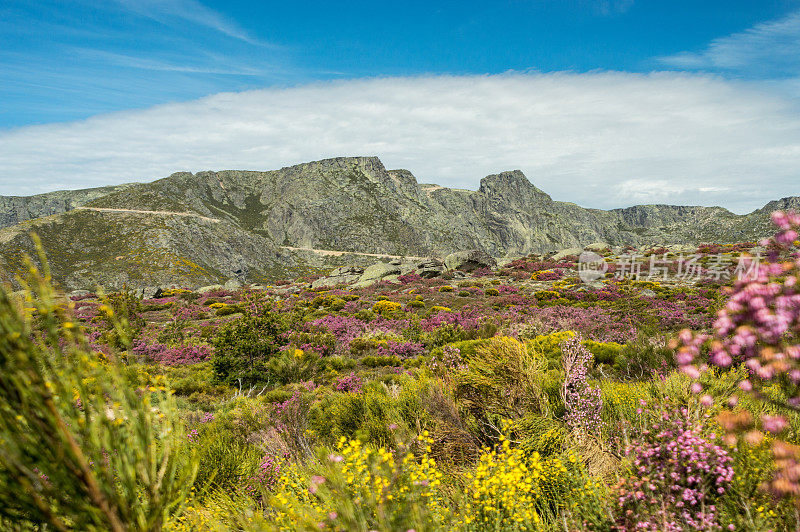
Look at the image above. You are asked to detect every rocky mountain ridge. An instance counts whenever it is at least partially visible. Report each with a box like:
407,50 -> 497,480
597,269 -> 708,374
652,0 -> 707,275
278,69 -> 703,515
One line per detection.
0,156 -> 797,290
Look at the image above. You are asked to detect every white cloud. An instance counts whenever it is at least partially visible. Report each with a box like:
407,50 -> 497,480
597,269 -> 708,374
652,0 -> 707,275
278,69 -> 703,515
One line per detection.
1,73 -> 799,213
659,11 -> 800,77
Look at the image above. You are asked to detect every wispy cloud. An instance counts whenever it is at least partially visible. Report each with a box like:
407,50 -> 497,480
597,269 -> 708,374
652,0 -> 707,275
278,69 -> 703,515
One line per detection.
659,11 -> 800,77
590,0 -> 635,16
112,0 -> 263,45
1,73 -> 798,213
73,49 -> 264,75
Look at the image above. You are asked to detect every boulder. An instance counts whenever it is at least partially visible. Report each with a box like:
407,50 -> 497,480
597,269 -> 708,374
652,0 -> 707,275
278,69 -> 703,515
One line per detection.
224,279 -> 242,291
330,266 -> 364,277
551,247 -> 583,261
197,284 -> 224,294
310,266 -> 365,289
135,286 -> 163,299
418,267 -> 444,278
398,262 -> 417,275
311,272 -> 361,289
358,262 -> 402,282
443,250 -> 497,272
415,258 -> 443,268
584,242 -> 609,252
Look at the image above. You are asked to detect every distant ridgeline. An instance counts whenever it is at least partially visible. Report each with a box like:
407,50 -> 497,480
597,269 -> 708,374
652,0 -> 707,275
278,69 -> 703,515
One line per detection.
0,156 -> 796,290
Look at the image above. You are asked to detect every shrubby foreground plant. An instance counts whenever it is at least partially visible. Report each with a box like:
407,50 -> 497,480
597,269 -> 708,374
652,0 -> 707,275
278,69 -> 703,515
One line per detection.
0,243 -> 197,531
3,221 -> 800,531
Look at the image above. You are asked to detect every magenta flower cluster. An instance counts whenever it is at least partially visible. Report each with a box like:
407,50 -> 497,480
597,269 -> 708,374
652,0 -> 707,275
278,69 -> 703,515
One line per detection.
560,335 -> 602,436
529,305 -> 638,344
421,309 -> 480,332
615,408 -> 734,531
243,455 -> 281,498
334,372 -> 363,393
376,340 -> 425,359
676,210 -> 800,497
131,340 -> 211,365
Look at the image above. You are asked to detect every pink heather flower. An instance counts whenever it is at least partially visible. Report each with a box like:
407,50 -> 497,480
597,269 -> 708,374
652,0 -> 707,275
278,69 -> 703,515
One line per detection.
681,365 -> 701,379
690,383 -> 703,394
761,414 -> 788,434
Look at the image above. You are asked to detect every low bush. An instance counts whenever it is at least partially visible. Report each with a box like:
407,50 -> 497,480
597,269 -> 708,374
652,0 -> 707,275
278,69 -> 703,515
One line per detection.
211,305 -> 290,386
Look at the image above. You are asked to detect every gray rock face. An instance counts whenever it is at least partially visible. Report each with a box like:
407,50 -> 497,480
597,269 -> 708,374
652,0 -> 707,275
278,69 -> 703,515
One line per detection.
444,250 -> 497,272
0,184 -> 135,229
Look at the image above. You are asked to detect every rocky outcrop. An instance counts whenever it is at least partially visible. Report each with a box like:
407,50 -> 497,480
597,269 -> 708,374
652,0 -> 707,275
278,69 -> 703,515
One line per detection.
444,250 -> 497,272
0,184 -> 135,229
311,266 -> 364,289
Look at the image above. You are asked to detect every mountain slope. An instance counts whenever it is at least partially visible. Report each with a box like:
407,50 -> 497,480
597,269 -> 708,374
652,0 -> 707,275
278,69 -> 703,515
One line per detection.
0,156 -> 796,289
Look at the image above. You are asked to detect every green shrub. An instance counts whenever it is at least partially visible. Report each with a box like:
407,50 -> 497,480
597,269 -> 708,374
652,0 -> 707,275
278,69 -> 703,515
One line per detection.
215,304 -> 243,316
583,339 -> 624,366
457,290 -> 471,297
454,337 -> 552,430
309,382 -> 403,447
142,302 -> 171,312
361,355 -> 402,367
211,305 -> 290,386
157,317 -> 188,345
408,300 -> 425,309
193,424 -> 261,492
262,388 -> 293,403
320,355 -> 357,372
265,347 -> 320,385
485,288 -> 500,296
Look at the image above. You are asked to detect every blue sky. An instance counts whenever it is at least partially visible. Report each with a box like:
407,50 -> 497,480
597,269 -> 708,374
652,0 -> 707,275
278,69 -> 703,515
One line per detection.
1,1 -> 800,212
2,0 -> 797,128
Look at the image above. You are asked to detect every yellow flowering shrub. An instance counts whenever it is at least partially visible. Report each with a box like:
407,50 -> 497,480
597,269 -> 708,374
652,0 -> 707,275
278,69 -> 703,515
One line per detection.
459,434 -> 607,531
459,436 -> 544,529
269,433 -> 448,531
438,285 -> 454,292
533,290 -> 560,301
371,300 -> 403,318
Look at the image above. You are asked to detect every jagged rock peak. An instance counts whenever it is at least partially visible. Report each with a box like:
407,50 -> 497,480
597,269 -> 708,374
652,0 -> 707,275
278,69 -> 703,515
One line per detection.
478,170 -> 552,201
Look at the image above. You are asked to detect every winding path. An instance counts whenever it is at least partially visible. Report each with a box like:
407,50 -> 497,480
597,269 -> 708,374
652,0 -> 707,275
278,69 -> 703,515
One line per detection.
76,206 -> 222,223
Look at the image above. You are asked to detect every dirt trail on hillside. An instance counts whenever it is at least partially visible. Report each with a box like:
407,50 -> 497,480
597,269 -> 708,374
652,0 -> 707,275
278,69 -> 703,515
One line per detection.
76,207 -> 221,223
279,245 -> 426,260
